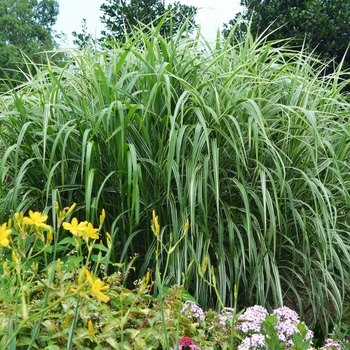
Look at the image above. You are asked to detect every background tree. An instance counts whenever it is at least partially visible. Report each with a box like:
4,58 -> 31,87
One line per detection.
223,0 -> 350,69
72,19 -> 96,49
0,0 -> 60,89
99,0 -> 197,43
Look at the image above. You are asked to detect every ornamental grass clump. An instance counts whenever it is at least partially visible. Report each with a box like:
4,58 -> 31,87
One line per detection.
1,17 -> 350,339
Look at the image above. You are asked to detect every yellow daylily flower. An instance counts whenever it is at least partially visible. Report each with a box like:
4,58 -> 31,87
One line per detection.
106,232 -> 112,248
83,223 -> 99,240
66,203 -> 77,215
71,267 -> 88,297
90,278 -> 110,302
62,218 -> 87,236
0,223 -> 11,247
99,209 -> 106,226
83,266 -> 93,286
12,250 -> 19,264
14,212 -> 24,222
151,210 -> 160,237
47,230 -> 53,244
88,319 -> 94,335
23,211 -> 51,230
71,268 -> 110,302
85,269 -> 110,302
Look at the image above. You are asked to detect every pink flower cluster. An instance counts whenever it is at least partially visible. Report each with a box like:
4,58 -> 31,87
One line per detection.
236,305 -> 313,349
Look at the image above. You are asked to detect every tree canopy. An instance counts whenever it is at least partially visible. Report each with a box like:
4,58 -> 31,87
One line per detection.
223,0 -> 350,68
99,0 -> 198,43
0,0 -> 59,88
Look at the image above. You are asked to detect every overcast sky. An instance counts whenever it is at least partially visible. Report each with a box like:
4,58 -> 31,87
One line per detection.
54,0 -> 242,47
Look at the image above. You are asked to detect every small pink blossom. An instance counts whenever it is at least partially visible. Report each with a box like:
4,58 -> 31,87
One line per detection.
320,338 -> 342,350
181,301 -> 205,321
220,307 -> 235,326
236,305 -> 269,333
238,334 -> 266,349
172,337 -> 201,350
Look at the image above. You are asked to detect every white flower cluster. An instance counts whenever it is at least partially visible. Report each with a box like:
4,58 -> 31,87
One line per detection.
272,306 -> 313,347
180,302 -> 342,350
236,305 -> 269,333
320,338 -> 342,350
219,307 -> 235,326
181,300 -> 205,321
238,333 -> 266,349
236,305 -> 314,350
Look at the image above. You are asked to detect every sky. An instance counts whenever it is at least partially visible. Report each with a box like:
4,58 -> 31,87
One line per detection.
54,0 -> 242,47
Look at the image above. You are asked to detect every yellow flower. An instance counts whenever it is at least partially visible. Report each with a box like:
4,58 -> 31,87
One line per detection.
31,262 -> 39,272
67,203 -> 77,215
47,230 -> 53,244
83,223 -> 99,240
88,319 -> 94,335
81,266 -> 91,286
0,223 -> 11,247
12,250 -> 19,264
62,218 -> 87,236
14,212 -> 24,222
71,268 -> 110,302
99,209 -> 106,226
23,210 -> 51,230
85,269 -> 110,302
106,232 -> 112,248
151,210 -> 160,237
90,278 -> 110,302
71,266 -> 88,297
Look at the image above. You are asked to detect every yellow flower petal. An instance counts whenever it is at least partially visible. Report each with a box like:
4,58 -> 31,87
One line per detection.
62,218 -> 87,236
23,210 -> 50,230
88,319 -> 94,334
91,278 -> 110,302
85,270 -> 110,302
99,209 -> 106,226
84,223 -> 99,240
0,223 -> 11,247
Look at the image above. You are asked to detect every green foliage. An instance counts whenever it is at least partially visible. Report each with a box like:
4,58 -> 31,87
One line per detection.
0,205 -> 239,349
328,302 -> 350,348
1,19 -> 350,341
260,314 -> 312,350
99,0 -> 197,43
0,206 -> 341,349
223,0 -> 350,69
72,19 -> 97,50
0,0 -> 61,89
